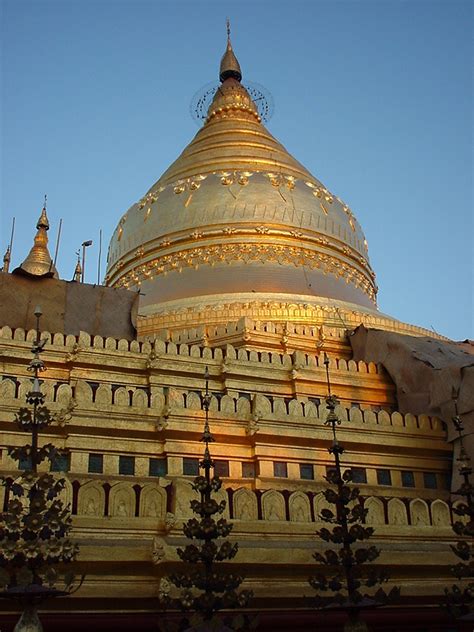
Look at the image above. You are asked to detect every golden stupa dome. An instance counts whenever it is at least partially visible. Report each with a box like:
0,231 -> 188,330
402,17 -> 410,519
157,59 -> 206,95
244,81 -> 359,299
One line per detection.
106,33 -> 380,333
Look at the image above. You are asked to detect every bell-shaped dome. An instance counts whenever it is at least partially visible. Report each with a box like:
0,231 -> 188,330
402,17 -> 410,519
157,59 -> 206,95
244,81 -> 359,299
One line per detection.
14,202 -> 58,279
106,34 -> 378,333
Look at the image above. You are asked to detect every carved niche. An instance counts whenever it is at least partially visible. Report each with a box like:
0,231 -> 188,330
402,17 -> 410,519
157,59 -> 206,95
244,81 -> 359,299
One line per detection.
431,499 -> 451,527
262,490 -> 286,522
364,497 -> 385,526
78,481 -> 105,517
139,484 -> 167,518
172,479 -> 198,519
387,498 -> 408,526
109,482 -> 135,518
233,488 -> 258,521
313,492 -> 332,522
289,492 -> 311,523
410,499 -> 430,526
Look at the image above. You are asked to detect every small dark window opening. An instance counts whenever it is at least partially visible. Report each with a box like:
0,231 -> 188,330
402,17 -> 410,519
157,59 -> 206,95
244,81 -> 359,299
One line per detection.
119,455 -> 135,476
50,453 -> 70,473
300,464 -> 314,480
214,460 -> 229,477
401,471 -> 415,488
242,462 -> 256,478
423,472 -> 437,489
149,458 -> 167,477
183,457 -> 199,476
273,462 -> 288,478
350,467 -> 367,484
376,469 -> 392,486
88,453 -> 103,474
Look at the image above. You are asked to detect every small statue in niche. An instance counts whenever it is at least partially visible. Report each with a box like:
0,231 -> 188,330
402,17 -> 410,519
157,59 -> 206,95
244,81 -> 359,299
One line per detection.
116,499 -> 128,517
85,498 -> 97,516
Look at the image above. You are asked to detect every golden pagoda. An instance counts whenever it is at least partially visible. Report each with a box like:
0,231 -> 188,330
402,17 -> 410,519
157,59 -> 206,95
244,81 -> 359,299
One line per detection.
14,200 -> 58,278
1,27 -> 472,632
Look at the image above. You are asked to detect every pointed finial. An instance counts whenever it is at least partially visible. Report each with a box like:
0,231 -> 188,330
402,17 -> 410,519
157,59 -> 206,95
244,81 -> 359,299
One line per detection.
2,246 -> 11,273
73,250 -> 82,282
219,19 -> 242,83
324,352 -> 332,396
2,217 -> 16,272
15,200 -> 58,278
37,195 -> 49,230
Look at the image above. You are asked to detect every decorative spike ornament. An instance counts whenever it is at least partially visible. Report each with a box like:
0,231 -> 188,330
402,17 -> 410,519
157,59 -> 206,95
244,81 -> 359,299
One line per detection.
0,306 -> 81,626
219,19 -> 242,83
443,400 -> 474,619
309,354 -> 399,631
162,367 -> 253,630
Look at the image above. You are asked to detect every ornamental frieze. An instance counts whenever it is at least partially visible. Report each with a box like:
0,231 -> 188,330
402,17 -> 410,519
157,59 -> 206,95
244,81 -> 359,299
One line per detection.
130,172 -> 355,225
113,242 -> 377,302
106,224 -> 374,285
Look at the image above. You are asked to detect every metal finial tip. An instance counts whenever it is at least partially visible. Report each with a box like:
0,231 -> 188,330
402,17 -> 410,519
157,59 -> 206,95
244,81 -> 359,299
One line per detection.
43,194 -> 47,209
34,305 -> 42,318
226,17 -> 231,39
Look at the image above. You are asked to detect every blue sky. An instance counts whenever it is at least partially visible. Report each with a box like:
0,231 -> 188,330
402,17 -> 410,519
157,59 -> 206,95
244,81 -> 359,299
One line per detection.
1,0 -> 472,339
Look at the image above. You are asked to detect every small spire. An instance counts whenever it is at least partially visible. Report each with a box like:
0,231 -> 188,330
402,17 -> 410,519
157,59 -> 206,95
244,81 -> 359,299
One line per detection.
219,18 -> 242,83
1,246 -> 11,273
37,195 -> 49,230
2,216 -> 15,273
73,250 -> 82,282
15,197 -> 58,278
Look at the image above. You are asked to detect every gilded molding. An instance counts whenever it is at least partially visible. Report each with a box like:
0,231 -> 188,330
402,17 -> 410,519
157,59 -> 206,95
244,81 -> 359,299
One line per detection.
136,298 -> 446,342
107,221 -> 375,287
112,241 -> 376,302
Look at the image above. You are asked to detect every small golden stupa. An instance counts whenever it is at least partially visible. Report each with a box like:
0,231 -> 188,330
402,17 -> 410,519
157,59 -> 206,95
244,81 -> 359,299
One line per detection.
15,199 -> 58,278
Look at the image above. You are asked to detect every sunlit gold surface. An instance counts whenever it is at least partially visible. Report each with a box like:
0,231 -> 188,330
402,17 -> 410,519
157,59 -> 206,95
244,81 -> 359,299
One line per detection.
219,26 -> 242,83
0,29 -> 458,627
105,40 -> 377,327
18,206 -> 58,278
0,322 -> 455,619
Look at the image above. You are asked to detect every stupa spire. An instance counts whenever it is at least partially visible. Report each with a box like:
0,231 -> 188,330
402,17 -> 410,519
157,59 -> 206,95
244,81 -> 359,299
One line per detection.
219,19 -> 242,83
73,250 -> 82,282
16,196 -> 58,278
2,246 -> 11,274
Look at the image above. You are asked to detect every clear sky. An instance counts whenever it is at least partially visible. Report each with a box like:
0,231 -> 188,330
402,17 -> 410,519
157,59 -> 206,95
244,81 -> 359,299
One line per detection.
1,0 -> 472,340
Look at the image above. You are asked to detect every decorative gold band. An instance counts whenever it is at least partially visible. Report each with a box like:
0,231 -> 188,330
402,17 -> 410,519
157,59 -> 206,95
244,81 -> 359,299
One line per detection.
110,241 -> 377,302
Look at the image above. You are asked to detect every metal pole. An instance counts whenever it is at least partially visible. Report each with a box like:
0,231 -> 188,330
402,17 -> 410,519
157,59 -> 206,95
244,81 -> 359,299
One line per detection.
52,218 -> 63,269
97,229 -> 102,285
81,240 -> 92,283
